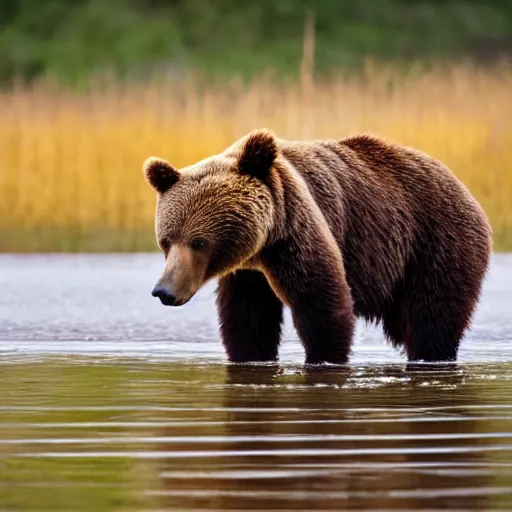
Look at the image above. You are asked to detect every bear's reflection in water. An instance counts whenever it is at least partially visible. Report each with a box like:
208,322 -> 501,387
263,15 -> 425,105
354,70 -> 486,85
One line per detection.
154,363 -> 494,511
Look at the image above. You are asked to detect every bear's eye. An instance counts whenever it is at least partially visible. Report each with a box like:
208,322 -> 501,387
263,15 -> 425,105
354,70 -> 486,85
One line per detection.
190,237 -> 208,252
159,238 -> 170,253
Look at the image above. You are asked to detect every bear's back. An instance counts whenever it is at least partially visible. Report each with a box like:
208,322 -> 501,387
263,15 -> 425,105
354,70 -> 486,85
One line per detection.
276,134 -> 491,319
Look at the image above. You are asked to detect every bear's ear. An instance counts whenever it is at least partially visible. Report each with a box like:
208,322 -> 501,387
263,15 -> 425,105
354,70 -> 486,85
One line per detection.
238,129 -> 277,180
142,157 -> 180,194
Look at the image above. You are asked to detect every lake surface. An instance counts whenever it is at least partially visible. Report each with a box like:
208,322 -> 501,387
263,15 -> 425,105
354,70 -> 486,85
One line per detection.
1,253 -> 512,511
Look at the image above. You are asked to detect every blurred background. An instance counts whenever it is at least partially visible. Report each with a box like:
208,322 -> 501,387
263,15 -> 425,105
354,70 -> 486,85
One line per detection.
1,0 -> 511,252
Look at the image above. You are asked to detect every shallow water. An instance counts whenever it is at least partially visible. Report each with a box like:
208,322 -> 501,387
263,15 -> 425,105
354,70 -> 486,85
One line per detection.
1,254 -> 512,510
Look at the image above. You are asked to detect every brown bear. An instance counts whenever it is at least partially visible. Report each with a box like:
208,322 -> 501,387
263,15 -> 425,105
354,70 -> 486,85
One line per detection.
142,129 -> 492,364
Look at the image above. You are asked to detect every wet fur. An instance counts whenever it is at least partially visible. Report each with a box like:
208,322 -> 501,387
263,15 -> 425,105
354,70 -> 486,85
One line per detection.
219,131 -> 492,363
147,130 -> 493,364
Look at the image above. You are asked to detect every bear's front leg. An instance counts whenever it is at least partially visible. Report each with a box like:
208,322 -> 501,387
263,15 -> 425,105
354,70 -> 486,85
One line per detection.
262,238 -> 356,365
216,270 -> 284,362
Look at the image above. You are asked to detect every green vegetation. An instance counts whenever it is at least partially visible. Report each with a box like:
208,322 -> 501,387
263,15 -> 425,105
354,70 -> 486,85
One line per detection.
2,0 -> 512,85
1,1 -> 512,252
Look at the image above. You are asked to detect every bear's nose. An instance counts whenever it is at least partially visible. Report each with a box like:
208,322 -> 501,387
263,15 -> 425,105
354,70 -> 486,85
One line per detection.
151,285 -> 177,306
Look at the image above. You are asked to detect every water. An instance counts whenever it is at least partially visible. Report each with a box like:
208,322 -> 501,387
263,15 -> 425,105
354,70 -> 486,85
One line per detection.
1,254 -> 512,511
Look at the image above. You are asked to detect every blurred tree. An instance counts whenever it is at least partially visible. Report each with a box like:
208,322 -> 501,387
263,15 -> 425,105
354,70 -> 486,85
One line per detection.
1,0 -> 512,85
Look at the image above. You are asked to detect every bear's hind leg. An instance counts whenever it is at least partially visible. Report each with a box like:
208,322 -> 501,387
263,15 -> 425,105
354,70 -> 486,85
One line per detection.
403,265 -> 483,362
405,306 -> 462,362
382,300 -> 407,352
216,270 -> 283,363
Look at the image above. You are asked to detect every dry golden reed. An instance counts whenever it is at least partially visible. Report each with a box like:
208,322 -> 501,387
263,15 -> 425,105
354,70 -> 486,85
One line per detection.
1,63 -> 511,251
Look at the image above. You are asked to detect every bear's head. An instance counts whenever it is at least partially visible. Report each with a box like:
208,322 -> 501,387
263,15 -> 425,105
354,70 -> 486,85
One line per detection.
143,129 -> 278,306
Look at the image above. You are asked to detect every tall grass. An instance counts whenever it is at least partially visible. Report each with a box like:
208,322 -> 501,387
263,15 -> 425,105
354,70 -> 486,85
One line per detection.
1,62 -> 511,252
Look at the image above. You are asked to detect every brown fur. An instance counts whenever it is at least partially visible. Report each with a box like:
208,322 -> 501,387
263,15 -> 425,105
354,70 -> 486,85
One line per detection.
143,129 -> 492,364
